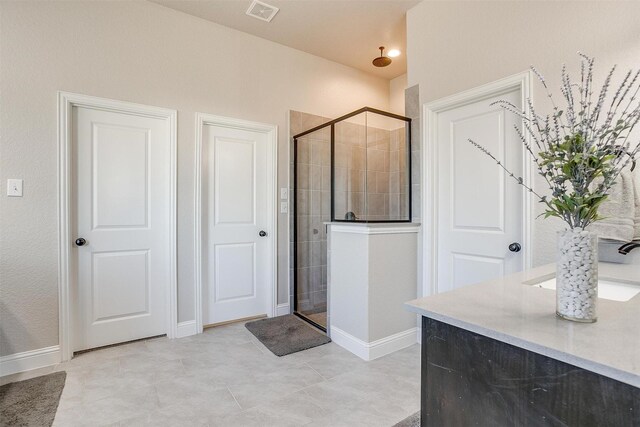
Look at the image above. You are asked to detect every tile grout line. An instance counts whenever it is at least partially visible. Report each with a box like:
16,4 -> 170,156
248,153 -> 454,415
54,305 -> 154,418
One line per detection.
304,361 -> 330,381
226,386 -> 243,410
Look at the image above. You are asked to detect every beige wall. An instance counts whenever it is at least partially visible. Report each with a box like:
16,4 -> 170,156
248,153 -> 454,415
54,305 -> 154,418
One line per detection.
0,1 -> 390,356
407,0 -> 640,266
389,73 -> 407,116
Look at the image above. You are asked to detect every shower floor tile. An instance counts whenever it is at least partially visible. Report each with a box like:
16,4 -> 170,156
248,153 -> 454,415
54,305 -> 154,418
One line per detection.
305,312 -> 327,328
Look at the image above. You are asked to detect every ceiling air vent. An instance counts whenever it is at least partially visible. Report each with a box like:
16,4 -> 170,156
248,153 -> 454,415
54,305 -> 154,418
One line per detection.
246,0 -> 279,23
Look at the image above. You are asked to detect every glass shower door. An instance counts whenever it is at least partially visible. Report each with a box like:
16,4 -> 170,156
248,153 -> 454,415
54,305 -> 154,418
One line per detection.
294,127 -> 330,329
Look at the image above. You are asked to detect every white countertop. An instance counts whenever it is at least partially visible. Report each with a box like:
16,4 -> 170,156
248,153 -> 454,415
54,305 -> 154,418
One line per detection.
405,262 -> 640,388
326,222 -> 420,234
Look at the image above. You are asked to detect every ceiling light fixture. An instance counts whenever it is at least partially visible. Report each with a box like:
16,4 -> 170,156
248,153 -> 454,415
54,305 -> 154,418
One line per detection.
372,46 -> 392,68
387,49 -> 401,58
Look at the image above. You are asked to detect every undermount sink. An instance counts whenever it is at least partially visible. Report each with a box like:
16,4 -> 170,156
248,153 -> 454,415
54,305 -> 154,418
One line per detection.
531,278 -> 640,302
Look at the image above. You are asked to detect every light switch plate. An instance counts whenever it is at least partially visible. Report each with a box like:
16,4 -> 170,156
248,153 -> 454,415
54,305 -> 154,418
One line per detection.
7,179 -> 23,197
280,201 -> 288,214
280,188 -> 288,200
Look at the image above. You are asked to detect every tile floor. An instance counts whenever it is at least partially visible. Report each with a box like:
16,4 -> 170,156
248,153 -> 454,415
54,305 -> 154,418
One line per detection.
38,321 -> 419,426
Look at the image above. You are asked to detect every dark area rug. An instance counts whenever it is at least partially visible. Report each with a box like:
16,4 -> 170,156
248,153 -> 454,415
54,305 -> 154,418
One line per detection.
393,411 -> 420,427
0,371 -> 66,427
245,314 -> 331,356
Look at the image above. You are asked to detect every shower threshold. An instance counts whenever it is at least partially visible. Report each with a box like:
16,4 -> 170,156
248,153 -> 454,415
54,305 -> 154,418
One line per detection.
294,311 -> 327,333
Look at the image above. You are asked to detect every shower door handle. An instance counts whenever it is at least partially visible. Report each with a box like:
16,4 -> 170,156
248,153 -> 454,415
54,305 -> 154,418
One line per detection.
259,230 -> 267,237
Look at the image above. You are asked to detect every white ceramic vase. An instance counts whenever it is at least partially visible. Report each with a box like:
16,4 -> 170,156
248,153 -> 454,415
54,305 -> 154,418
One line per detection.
556,228 -> 598,323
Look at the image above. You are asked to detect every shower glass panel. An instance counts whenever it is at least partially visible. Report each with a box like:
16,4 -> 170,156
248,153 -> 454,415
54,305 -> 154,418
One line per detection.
294,127 -> 331,329
366,113 -> 410,221
333,113 -> 367,221
333,111 -> 410,221
294,107 -> 411,331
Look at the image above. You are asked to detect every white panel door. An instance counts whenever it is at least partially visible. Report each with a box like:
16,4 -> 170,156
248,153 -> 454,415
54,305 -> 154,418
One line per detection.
203,124 -> 270,324
74,106 -> 171,351
436,88 -> 523,293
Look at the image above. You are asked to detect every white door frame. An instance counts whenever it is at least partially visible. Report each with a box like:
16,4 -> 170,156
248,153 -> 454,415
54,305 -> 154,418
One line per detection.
57,92 -> 178,362
422,71 -> 534,298
194,113 -> 278,334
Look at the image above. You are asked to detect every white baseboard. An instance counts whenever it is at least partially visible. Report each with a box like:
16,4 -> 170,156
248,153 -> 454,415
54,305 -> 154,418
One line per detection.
0,346 -> 61,377
330,326 -> 417,361
176,320 -> 197,338
369,327 -> 418,360
276,303 -> 290,316
330,327 -> 370,360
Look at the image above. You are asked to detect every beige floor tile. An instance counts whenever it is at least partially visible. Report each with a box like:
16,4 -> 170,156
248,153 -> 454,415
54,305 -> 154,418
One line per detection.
210,403 -> 312,427
261,390 -> 329,422
122,405 -> 211,427
49,321 -> 420,426
120,357 -> 186,386
54,387 -> 159,427
154,374 -> 228,408
302,380 -> 367,413
304,399 -> 405,427
228,364 -> 324,410
304,349 -> 367,380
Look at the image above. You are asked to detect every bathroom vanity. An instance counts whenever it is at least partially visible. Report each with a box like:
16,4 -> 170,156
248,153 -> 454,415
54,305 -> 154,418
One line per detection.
405,262 -> 640,426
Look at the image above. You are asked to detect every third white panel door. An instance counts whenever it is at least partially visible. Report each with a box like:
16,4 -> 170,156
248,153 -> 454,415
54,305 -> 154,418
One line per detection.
74,105 -> 171,351
436,88 -> 524,293
203,124 -> 270,325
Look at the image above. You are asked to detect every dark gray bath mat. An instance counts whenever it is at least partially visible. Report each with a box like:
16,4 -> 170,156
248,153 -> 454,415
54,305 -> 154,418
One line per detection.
0,371 -> 66,427
245,314 -> 331,356
393,411 -> 420,427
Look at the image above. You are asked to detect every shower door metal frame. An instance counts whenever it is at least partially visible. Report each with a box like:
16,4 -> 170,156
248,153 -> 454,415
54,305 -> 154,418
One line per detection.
292,107 -> 413,332
293,134 -> 328,331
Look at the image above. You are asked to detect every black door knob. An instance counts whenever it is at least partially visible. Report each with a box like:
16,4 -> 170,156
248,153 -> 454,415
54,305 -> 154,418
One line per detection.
75,238 -> 87,247
259,230 -> 267,237
508,242 -> 521,252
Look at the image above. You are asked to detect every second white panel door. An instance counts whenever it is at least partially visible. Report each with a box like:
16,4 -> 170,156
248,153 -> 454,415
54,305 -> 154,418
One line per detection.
203,124 -> 271,325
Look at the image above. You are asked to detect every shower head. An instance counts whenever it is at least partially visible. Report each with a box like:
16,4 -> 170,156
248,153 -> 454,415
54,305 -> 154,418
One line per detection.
372,46 -> 392,68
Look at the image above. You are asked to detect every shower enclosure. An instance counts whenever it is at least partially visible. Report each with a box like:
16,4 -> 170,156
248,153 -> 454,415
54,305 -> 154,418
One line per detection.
293,107 -> 411,331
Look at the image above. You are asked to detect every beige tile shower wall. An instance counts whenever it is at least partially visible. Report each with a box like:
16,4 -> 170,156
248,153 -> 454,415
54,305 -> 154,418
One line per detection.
390,127 -> 409,219
335,120 -> 367,219
405,85 -> 420,221
334,120 -> 410,222
365,127 -> 391,221
364,126 -> 408,221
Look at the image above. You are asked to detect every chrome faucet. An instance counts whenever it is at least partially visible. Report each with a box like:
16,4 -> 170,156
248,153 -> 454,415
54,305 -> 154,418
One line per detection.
618,242 -> 640,255
344,211 -> 358,221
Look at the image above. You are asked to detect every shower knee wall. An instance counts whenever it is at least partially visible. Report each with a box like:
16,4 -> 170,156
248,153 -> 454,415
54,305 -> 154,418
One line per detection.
328,223 -> 419,360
